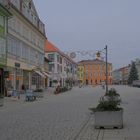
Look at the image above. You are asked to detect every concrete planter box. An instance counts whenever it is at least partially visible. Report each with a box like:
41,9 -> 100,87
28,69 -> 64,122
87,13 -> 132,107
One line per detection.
94,109 -> 123,129
0,98 -> 4,107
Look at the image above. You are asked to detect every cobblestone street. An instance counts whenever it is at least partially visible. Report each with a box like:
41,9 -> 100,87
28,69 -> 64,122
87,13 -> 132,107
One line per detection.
1,86 -> 140,140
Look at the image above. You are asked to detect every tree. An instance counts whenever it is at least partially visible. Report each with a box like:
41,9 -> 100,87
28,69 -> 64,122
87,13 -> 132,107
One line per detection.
128,62 -> 139,85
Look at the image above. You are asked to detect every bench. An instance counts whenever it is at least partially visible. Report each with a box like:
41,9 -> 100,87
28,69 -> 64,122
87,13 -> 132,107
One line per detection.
25,90 -> 36,101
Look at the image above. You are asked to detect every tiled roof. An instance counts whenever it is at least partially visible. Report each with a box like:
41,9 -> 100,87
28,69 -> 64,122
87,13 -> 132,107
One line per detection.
45,40 -> 59,52
45,40 -> 77,65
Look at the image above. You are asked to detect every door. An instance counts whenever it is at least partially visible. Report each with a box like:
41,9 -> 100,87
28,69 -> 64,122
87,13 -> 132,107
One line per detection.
0,68 -> 4,96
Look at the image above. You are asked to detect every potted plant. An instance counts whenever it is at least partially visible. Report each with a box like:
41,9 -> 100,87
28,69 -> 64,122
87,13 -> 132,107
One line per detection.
0,94 -> 4,107
89,88 -> 123,129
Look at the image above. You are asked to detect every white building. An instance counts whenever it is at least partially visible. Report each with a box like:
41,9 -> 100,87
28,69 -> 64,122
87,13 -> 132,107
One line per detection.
0,0 -> 46,90
45,40 -> 77,87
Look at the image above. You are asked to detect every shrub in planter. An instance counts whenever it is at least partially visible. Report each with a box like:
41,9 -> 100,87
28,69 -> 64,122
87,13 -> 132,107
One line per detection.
89,88 -> 123,129
53,80 -> 58,83
59,87 -> 68,93
34,89 -> 43,92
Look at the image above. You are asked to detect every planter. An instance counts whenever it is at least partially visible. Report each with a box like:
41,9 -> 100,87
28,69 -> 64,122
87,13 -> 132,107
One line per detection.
34,92 -> 44,98
94,109 -> 123,129
0,97 -> 4,107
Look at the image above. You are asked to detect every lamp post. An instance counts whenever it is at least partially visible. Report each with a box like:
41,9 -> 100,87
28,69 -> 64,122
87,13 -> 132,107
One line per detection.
105,45 -> 108,94
96,45 -> 108,94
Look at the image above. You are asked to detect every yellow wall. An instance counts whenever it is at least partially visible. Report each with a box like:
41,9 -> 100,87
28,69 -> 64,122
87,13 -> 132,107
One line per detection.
77,65 -> 84,83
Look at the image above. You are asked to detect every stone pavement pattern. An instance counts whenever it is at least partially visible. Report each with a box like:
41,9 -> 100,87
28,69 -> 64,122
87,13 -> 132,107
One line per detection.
0,86 -> 140,140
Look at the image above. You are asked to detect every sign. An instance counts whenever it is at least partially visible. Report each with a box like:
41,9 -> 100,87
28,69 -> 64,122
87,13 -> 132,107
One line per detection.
4,71 -> 9,78
15,62 -> 20,68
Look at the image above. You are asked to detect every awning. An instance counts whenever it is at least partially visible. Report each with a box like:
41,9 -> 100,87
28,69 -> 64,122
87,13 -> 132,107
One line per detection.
42,72 -> 51,78
34,70 -> 46,78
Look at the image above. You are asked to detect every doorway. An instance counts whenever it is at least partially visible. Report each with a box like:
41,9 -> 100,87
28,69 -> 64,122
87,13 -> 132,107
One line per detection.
0,68 -> 4,96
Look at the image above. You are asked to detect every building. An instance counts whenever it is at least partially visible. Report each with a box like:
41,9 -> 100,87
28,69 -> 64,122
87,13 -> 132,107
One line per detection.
77,64 -> 84,84
78,59 -> 112,85
45,40 -> 77,87
0,0 -> 46,90
120,65 -> 131,85
135,59 -> 140,80
44,56 -> 51,88
0,3 -> 12,96
112,69 -> 122,84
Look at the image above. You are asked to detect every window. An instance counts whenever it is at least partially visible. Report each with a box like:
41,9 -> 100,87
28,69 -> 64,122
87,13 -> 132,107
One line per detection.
11,0 -> 20,9
49,64 -> 54,72
60,57 -> 62,64
0,15 -> 4,27
7,37 -> 21,58
30,48 -> 36,64
48,54 -> 55,62
57,55 -> 59,62
38,39 -> 44,49
60,66 -> 62,73
57,64 -> 59,73
22,44 -> 29,61
15,40 -> 21,57
38,53 -> 44,65
0,38 -> 6,55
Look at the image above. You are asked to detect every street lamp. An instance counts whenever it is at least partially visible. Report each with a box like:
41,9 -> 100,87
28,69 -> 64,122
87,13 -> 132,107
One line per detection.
105,45 -> 108,94
96,45 -> 108,94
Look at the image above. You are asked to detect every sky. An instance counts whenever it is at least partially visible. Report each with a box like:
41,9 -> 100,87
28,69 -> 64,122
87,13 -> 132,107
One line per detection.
34,0 -> 140,69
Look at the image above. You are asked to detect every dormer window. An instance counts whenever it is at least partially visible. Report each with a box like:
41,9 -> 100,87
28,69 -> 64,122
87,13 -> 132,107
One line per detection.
29,2 -> 31,9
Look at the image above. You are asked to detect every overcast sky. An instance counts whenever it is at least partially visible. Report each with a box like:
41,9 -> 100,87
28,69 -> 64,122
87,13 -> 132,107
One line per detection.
34,0 -> 140,69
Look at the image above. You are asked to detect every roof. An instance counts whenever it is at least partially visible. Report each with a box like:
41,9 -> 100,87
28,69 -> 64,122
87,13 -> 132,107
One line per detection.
45,40 -> 59,52
78,59 -> 112,65
45,40 -> 77,65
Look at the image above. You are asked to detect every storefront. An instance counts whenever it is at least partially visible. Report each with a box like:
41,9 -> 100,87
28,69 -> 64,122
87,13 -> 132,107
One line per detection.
5,67 -> 23,90
0,68 -> 4,95
0,4 -> 12,99
31,70 -> 45,90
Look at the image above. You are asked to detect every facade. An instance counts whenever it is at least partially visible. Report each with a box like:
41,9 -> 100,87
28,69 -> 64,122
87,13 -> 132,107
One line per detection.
135,59 -> 140,80
45,40 -> 77,87
120,65 -> 131,85
78,59 -> 112,86
44,56 -> 50,88
0,3 -> 12,96
77,65 -> 84,84
0,0 -> 46,90
113,59 -> 140,85
112,69 -> 122,84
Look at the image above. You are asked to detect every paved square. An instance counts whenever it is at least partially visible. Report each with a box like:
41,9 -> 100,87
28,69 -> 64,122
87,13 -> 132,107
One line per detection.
0,86 -> 140,140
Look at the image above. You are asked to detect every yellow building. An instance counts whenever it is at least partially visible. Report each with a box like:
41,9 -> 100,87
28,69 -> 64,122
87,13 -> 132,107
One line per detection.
77,65 -> 84,84
78,59 -> 112,85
